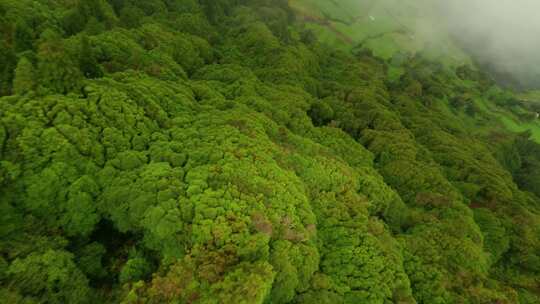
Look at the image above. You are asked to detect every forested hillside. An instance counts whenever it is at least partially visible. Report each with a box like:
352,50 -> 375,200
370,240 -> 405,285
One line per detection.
1,1 -> 540,303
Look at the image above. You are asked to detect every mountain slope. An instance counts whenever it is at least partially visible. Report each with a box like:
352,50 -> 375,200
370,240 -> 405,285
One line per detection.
292,0 -> 540,144
0,1 -> 540,303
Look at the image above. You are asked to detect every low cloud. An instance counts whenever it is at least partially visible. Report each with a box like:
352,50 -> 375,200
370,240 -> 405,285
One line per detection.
436,0 -> 540,89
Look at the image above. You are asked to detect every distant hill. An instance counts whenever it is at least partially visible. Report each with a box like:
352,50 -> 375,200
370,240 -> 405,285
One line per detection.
291,0 -> 540,142
292,0 -> 540,91
291,0 -> 470,64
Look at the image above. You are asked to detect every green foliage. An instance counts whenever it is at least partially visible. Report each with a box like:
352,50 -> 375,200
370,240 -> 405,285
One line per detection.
473,208 -> 510,265
76,242 -> 107,280
0,40 -> 16,96
118,5 -> 144,29
0,1 -> 539,303
7,250 -> 91,304
13,57 -> 35,95
515,132 -> 540,197
119,254 -> 151,284
14,21 -> 33,52
79,35 -> 103,79
36,29 -> 83,94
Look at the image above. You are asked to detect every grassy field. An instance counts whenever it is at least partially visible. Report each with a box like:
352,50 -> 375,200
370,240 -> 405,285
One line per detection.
291,0 -> 471,65
476,96 -> 540,142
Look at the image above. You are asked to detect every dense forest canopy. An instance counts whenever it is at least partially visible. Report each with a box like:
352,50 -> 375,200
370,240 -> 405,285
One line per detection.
0,0 -> 540,303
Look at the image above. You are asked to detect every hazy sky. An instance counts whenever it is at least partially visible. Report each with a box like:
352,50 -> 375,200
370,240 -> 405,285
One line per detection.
436,0 -> 540,88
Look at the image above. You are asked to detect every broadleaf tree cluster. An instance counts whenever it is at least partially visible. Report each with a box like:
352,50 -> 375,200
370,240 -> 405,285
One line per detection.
0,0 -> 539,303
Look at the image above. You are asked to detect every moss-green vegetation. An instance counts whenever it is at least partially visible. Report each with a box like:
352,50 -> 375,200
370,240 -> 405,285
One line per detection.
0,0 -> 539,303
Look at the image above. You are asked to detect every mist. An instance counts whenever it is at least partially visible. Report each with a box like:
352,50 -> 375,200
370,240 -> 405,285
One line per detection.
436,0 -> 540,89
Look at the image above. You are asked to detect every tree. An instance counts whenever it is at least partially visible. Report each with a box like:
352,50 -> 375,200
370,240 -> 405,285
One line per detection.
0,40 -> 16,96
85,17 -> 106,35
14,22 -> 33,52
119,5 -> 144,28
79,35 -> 102,79
200,0 -> 227,24
119,255 -> 151,284
7,250 -> 91,304
37,29 -> 82,93
62,8 -> 87,36
13,57 -> 35,95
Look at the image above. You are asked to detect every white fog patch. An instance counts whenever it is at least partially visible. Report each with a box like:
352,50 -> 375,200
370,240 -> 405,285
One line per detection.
436,0 -> 540,89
